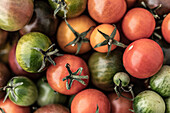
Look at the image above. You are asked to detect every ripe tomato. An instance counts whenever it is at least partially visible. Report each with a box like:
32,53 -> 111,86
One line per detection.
0,98 -> 30,113
122,8 -> 156,41
90,24 -> 120,53
107,92 -> 133,113
57,15 -> 96,54
126,0 -> 137,9
46,54 -> 89,95
71,89 -> 111,113
123,39 -> 164,79
162,13 -> 170,43
88,0 -> 127,23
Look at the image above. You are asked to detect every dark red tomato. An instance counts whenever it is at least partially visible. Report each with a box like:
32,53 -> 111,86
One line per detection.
162,13 -> 170,43
8,44 -> 41,79
126,0 -> 137,9
122,8 -> 156,41
107,92 -> 133,113
46,54 -> 89,95
123,39 -> 164,79
88,0 -> 127,23
71,89 -> 111,113
0,98 -> 30,113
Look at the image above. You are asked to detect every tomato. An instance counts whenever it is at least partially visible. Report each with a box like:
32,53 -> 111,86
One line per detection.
122,8 -> 156,41
88,50 -> 124,91
16,32 -> 59,73
34,104 -> 69,113
48,0 -> 87,18
37,76 -> 67,107
90,24 -> 121,54
71,89 -> 111,113
4,76 -> 38,106
0,30 -> 8,47
165,97 -> 170,113
162,13 -> 170,43
46,54 -> 89,95
0,98 -> 30,113
123,39 -> 164,79
0,0 -> 33,31
126,0 -> 137,9
88,0 -> 127,23
133,90 -> 165,113
20,1 -> 58,37
57,15 -> 96,54
107,92 -> 133,113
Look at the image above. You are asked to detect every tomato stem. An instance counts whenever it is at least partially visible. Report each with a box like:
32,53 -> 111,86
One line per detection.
95,104 -> 99,113
64,19 -> 94,54
62,63 -> 88,90
0,108 -> 5,113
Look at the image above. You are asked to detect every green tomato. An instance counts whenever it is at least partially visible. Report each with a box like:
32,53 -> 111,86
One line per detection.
37,76 -> 67,107
5,76 -> 38,106
16,32 -> 52,73
113,72 -> 130,87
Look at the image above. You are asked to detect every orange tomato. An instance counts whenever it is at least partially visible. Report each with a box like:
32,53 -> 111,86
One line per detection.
162,13 -> 170,43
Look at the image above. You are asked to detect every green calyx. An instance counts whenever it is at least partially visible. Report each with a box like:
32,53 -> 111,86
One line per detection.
52,0 -> 68,18
62,63 -> 88,90
0,108 -> 5,113
94,25 -> 127,57
2,78 -> 23,103
95,104 -> 99,113
64,19 -> 94,55
32,44 -> 63,72
141,1 -> 162,19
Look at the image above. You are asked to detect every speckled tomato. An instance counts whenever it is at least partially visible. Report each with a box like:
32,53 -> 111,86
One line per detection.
0,0 -> 33,31
162,13 -> 170,43
88,0 -> 127,23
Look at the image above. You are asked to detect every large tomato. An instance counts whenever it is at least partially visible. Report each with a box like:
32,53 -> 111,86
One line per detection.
88,0 -> 127,23
162,13 -> 170,43
123,39 -> 164,79
122,8 -> 156,41
71,89 -> 111,113
46,54 -> 89,95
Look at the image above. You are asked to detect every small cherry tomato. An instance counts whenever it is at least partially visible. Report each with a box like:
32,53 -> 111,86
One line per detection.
162,13 -> 170,43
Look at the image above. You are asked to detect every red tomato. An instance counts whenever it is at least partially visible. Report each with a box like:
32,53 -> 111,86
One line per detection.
162,13 -> 170,43
88,0 -> 127,23
123,39 -> 164,79
0,98 -> 30,113
122,8 -> 156,41
71,89 -> 111,113
46,54 -> 89,95
107,92 -> 133,113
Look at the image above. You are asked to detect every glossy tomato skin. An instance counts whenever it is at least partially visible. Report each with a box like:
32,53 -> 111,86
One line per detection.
122,8 -> 156,41
90,24 -> 120,53
71,89 -> 111,113
46,54 -> 89,95
88,0 -> 127,23
123,39 -> 164,79
162,13 -> 170,43
107,92 -> 133,113
0,98 -> 30,113
57,15 -> 96,54
0,0 -> 33,31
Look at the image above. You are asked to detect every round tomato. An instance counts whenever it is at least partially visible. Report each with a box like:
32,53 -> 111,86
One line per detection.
57,15 -> 96,54
90,24 -> 121,54
0,0 -> 33,31
107,92 -> 133,113
0,98 -> 30,113
123,39 -> 164,79
46,54 -> 89,95
122,8 -> 156,41
88,0 -> 127,23
71,89 -> 111,113
48,0 -> 87,18
162,13 -> 170,43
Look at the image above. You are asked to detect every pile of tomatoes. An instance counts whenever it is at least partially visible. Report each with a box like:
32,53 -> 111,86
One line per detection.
0,0 -> 170,113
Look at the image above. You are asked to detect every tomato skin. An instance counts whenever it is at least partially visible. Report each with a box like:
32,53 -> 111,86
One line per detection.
90,24 -> 120,53
46,54 -> 89,95
122,8 -> 156,41
71,89 -> 111,113
107,92 -> 133,113
123,39 -> 163,79
88,0 -> 127,23
162,13 -> 170,43
0,98 -> 30,113
57,15 -> 96,54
